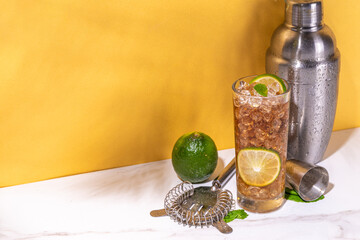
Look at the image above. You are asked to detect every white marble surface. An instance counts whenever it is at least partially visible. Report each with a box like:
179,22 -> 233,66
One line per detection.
1,128 -> 360,240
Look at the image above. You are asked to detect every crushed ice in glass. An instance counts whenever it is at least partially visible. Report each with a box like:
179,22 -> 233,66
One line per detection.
235,80 -> 283,97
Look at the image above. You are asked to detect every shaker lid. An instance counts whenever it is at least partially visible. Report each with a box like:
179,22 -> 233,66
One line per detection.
285,0 -> 323,29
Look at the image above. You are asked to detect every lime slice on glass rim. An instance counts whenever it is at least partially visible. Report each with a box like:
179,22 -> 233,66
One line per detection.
237,147 -> 281,187
250,74 -> 287,96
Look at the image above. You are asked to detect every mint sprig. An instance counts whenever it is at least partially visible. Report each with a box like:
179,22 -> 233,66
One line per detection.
253,83 -> 268,97
285,188 -> 325,203
224,209 -> 248,223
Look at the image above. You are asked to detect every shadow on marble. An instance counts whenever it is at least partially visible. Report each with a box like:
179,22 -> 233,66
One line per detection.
51,160 -> 174,202
323,128 -> 355,161
105,160 -> 174,198
65,155 -> 233,202
97,156 -> 231,197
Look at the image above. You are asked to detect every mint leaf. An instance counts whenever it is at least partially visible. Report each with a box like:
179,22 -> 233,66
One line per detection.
254,84 -> 268,97
224,209 -> 248,223
285,188 -> 298,196
285,188 -> 325,203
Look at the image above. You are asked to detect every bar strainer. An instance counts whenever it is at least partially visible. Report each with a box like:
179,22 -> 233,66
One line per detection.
150,158 -> 236,234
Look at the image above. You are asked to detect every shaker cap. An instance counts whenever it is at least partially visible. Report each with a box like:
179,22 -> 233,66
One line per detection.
285,0 -> 323,29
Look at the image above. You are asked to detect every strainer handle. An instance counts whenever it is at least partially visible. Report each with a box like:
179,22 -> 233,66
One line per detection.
212,157 -> 235,190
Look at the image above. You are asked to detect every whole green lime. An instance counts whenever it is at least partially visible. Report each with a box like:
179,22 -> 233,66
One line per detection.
172,132 -> 218,183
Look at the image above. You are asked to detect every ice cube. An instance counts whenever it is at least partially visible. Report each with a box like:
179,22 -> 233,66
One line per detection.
252,90 -> 263,97
263,113 -> 272,122
255,128 -> 267,141
240,89 -> 251,96
240,106 -> 251,117
264,139 -> 272,149
268,82 -> 280,94
233,96 -> 246,107
249,186 -> 260,197
267,88 -> 277,96
277,110 -> 285,118
250,111 -> 263,122
241,116 -> 253,126
248,98 -> 262,108
236,80 -> 249,91
272,118 -> 282,131
260,104 -> 272,113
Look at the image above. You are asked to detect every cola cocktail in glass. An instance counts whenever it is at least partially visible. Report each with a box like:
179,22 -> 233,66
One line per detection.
232,75 -> 290,213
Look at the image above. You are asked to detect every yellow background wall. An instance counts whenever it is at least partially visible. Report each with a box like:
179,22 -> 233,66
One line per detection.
1,0 -> 359,187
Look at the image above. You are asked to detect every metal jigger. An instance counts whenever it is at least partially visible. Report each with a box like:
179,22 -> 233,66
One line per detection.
286,159 -> 329,201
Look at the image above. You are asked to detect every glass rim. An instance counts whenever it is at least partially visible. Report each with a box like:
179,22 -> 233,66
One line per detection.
232,75 -> 291,98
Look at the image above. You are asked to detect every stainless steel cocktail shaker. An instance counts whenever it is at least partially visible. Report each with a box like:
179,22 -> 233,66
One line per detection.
266,0 -> 340,164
